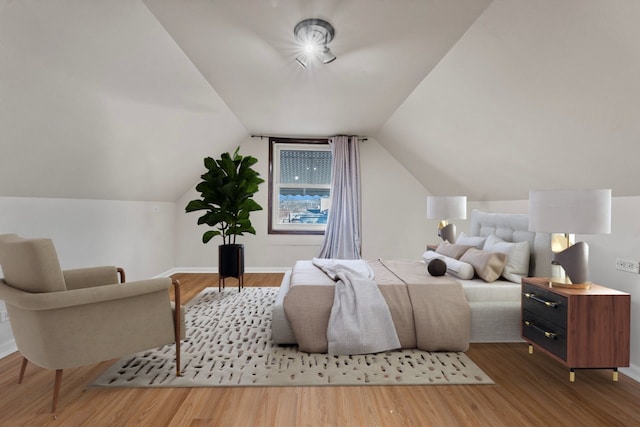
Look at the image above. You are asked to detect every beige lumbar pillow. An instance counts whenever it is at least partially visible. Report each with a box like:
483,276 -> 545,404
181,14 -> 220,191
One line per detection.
459,248 -> 508,282
435,241 -> 474,259
482,234 -> 530,283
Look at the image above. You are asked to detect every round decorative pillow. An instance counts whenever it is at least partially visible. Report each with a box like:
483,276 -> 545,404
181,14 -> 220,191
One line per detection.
428,258 -> 447,276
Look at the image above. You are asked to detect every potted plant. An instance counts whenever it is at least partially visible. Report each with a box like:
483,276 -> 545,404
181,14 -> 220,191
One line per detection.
185,147 -> 264,281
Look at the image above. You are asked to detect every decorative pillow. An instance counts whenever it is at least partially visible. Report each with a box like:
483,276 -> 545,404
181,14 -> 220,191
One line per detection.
482,234 -> 530,283
459,248 -> 508,282
422,251 -> 474,280
427,258 -> 447,276
435,241 -> 474,259
455,232 -> 487,249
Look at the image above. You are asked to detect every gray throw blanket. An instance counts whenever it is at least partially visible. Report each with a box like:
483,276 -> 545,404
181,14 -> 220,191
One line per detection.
312,258 -> 401,355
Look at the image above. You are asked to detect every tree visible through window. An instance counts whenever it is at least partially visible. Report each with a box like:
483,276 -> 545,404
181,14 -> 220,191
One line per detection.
268,138 -> 331,235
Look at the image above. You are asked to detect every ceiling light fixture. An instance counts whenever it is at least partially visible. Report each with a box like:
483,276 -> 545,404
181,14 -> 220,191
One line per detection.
294,18 -> 336,68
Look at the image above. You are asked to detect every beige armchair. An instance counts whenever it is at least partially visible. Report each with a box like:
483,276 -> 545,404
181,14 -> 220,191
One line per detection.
0,234 -> 185,412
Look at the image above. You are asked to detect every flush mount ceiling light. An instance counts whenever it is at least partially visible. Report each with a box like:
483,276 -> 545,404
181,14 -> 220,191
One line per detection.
294,18 -> 336,68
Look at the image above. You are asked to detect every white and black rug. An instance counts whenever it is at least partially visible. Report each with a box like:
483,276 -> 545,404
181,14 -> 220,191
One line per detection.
91,287 -> 493,387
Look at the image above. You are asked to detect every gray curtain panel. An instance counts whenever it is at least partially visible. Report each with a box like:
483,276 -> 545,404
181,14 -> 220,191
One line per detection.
318,135 -> 362,259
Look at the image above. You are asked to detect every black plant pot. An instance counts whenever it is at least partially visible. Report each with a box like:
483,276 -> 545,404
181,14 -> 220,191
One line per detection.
219,244 -> 244,279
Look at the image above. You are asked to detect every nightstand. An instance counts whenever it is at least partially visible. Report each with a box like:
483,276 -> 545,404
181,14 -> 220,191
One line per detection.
521,277 -> 630,382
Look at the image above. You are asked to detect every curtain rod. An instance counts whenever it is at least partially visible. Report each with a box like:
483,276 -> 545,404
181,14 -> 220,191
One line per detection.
251,134 -> 368,142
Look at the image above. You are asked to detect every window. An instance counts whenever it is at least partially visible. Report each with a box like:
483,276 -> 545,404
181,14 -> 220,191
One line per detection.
269,137 -> 332,235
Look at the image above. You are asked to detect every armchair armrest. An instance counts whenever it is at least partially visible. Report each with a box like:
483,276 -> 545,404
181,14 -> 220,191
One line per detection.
63,266 -> 121,290
0,277 -> 173,311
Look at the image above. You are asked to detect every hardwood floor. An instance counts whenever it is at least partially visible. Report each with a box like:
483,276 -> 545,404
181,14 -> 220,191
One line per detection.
1,273 -> 639,426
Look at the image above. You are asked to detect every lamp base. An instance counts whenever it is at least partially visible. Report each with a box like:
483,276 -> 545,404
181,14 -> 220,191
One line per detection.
438,223 -> 456,243
547,277 -> 591,290
553,241 -> 590,285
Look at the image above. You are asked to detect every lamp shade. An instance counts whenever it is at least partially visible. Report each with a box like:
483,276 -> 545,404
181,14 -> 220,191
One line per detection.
426,196 -> 467,220
528,189 -> 611,234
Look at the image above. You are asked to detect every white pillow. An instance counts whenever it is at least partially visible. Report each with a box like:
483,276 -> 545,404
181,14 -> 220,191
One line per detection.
482,234 -> 530,283
422,251 -> 474,280
455,232 -> 486,249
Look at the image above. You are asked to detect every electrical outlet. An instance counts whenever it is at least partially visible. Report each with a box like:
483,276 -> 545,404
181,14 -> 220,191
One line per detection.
0,311 -> 9,323
616,258 -> 640,274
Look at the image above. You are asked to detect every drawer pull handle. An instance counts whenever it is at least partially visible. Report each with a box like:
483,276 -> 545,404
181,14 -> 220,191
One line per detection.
524,320 -> 556,339
524,292 -> 558,308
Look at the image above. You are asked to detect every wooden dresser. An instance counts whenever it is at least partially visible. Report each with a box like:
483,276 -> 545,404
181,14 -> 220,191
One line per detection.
521,277 -> 630,382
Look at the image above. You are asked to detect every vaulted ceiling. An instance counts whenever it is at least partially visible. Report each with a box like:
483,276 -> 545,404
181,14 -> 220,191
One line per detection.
1,0 -> 638,202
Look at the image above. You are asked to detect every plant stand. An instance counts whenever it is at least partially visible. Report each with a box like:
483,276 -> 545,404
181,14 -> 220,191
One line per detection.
219,273 -> 243,293
218,244 -> 244,292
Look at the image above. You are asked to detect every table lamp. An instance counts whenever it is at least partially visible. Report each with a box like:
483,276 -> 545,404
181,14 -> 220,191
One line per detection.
528,189 -> 611,288
426,196 -> 467,243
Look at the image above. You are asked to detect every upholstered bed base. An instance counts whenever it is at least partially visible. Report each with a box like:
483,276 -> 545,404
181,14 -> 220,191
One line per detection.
272,270 -> 297,344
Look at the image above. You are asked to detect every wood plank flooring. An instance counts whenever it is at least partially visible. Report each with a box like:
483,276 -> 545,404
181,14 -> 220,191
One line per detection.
1,273 -> 639,426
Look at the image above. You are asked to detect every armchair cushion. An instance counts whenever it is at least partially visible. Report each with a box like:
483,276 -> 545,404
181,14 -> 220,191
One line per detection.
0,233 -> 20,242
63,266 -> 120,290
0,236 -> 66,293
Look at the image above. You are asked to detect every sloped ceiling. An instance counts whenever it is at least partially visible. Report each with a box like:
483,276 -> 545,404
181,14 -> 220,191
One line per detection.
1,0 -> 639,202
377,0 -> 640,200
0,0 -> 247,201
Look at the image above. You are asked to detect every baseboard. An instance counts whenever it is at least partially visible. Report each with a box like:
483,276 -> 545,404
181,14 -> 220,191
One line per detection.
621,363 -> 640,383
0,338 -> 17,359
155,266 -> 291,278
155,267 -> 216,277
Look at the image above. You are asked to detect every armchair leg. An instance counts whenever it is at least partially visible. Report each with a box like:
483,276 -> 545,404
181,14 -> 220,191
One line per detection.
172,278 -> 182,376
52,369 -> 63,413
18,357 -> 28,384
175,340 -> 181,376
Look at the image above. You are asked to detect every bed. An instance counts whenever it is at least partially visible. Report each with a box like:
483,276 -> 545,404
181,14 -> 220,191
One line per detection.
271,210 -> 552,352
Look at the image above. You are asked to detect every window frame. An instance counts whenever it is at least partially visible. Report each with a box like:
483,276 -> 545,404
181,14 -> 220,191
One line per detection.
268,137 -> 331,235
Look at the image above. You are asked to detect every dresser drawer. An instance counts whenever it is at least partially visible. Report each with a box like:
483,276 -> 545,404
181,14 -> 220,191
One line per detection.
522,283 -> 567,328
522,309 -> 567,361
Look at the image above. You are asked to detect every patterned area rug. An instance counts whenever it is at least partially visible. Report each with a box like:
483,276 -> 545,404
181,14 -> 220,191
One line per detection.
91,287 -> 493,387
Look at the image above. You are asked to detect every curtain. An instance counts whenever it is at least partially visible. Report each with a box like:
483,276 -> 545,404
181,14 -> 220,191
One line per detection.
318,136 -> 362,259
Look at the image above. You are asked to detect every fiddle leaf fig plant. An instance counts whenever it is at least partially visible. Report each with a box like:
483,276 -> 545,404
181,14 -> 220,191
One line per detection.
186,147 -> 264,245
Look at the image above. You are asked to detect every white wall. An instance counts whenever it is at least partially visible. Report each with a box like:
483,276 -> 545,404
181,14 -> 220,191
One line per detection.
467,198 -> 640,381
174,137 -> 432,271
0,196 -> 177,356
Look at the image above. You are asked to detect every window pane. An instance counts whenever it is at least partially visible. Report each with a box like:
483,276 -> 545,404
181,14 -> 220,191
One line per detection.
277,188 -> 330,225
280,150 -> 332,185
